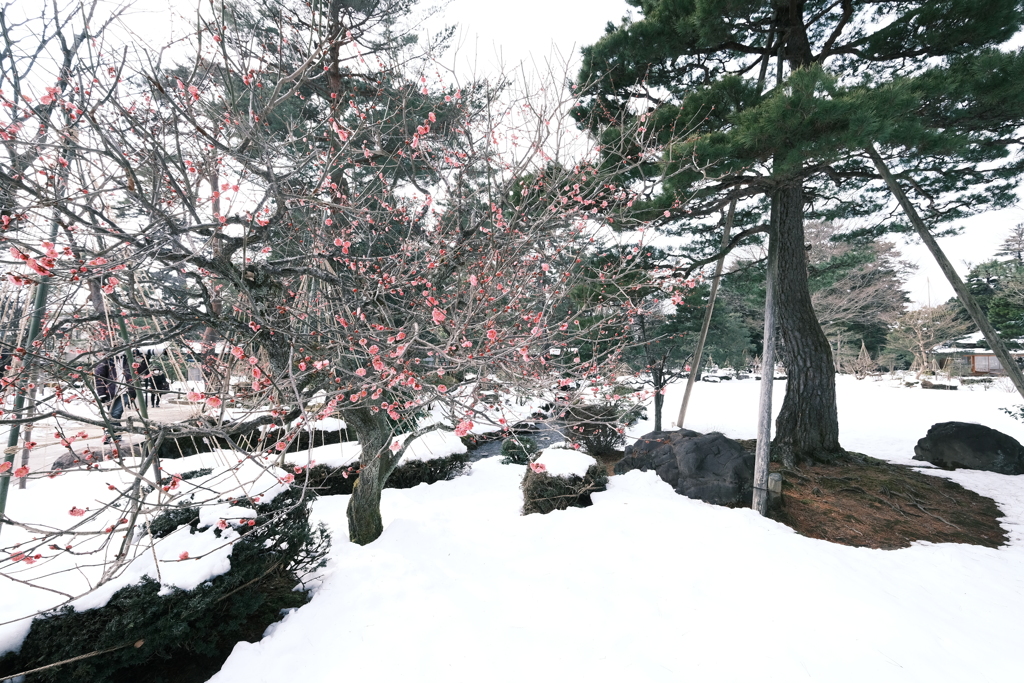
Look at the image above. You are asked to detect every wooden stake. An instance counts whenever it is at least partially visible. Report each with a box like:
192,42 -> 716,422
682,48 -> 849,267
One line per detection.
677,199 -> 735,428
752,208 -> 778,516
867,144 -> 1024,401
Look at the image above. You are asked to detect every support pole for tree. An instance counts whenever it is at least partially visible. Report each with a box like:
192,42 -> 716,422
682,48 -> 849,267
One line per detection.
867,144 -> 1024,401
17,380 -> 38,491
0,133 -> 77,535
0,262 -> 57,537
752,218 -> 778,516
676,199 -> 735,429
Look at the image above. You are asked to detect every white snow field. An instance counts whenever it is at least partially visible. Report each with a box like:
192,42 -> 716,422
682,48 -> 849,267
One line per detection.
206,375 -> 1024,683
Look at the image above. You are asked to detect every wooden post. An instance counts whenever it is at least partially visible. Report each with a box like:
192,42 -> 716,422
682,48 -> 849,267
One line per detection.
0,271 -> 55,536
752,213 -> 778,516
17,380 -> 37,491
677,199 -> 735,428
867,144 -> 1024,401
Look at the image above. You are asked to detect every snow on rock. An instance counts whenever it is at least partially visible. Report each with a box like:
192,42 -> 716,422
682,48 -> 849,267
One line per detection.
292,430 -> 467,469
310,417 -> 346,432
395,429 -> 468,463
534,448 -> 595,477
297,441 -> 362,468
289,416 -> 347,432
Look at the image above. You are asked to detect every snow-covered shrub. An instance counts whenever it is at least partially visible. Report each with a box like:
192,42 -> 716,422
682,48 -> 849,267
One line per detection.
501,436 -> 538,465
148,504 -> 200,539
563,402 -> 642,458
286,440 -> 470,496
0,488 -> 329,683
388,452 -> 471,489
157,426 -> 351,460
521,449 -> 608,515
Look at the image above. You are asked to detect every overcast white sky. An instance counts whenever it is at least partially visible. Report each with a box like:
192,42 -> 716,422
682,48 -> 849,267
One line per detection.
119,0 -> 1022,307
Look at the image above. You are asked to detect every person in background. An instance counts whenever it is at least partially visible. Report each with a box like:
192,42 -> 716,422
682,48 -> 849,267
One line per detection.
151,366 -> 169,407
144,349 -> 170,407
132,349 -> 150,409
94,353 -> 135,444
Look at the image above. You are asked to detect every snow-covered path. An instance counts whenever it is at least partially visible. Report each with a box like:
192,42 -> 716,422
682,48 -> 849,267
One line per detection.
209,376 -> 1024,682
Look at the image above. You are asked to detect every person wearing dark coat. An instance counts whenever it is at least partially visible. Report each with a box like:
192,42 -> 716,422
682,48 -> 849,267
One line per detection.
94,354 -> 135,444
150,367 -> 169,406
132,349 -> 151,408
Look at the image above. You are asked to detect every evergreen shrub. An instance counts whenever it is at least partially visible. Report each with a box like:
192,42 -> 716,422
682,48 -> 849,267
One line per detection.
563,402 -> 642,458
157,427 -> 351,460
500,436 -> 538,465
287,451 -> 470,496
148,504 -> 199,539
386,452 -> 470,489
0,488 -> 329,683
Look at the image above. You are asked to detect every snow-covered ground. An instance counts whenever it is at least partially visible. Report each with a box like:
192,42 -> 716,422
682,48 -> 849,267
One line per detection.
203,375 -> 1024,682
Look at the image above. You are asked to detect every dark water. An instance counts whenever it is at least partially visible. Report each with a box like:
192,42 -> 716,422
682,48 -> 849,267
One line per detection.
469,420 -> 568,462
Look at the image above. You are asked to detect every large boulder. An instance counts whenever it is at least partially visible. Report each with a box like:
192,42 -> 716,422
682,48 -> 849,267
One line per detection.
913,422 -> 1024,474
615,429 -> 754,506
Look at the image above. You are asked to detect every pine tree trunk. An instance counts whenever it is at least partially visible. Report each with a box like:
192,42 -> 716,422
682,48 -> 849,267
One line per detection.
344,407 -> 399,545
770,183 -> 842,466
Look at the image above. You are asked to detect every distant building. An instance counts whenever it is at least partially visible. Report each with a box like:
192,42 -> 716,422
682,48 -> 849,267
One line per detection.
932,332 -> 1024,376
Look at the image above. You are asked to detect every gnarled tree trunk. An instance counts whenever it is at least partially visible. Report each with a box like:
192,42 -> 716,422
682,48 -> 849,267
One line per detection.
770,183 -> 842,466
345,406 -> 401,545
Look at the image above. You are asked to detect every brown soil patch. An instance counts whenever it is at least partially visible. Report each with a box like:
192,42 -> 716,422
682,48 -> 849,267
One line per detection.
735,440 -> 1007,550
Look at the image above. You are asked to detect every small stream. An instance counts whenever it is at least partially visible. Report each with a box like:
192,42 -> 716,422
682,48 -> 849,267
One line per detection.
468,420 -> 569,462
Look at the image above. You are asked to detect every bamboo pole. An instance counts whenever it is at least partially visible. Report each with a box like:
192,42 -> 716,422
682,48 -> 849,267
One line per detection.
0,244 -> 58,536
17,380 -> 37,491
867,144 -> 1024,400
676,199 -> 735,428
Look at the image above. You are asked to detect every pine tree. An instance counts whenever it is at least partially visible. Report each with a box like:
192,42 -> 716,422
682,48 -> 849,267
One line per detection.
575,0 -> 1024,465
997,224 -> 1024,263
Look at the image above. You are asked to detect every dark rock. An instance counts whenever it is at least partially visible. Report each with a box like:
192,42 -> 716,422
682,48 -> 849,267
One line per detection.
921,379 -> 957,390
913,422 -> 1024,474
51,451 -> 102,471
615,429 -> 754,506
156,426 -> 350,459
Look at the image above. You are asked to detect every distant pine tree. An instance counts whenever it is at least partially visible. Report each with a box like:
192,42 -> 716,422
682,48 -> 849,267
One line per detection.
997,224 -> 1024,263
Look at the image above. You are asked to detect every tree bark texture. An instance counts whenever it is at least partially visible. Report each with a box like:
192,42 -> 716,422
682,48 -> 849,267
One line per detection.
770,183 -> 842,465
345,406 -> 400,545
